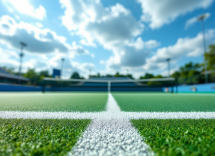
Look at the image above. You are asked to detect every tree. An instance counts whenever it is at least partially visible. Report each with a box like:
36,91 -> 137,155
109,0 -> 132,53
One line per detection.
70,72 -> 81,79
39,70 -> 51,84
171,71 -> 180,79
205,44 -> 215,76
171,62 -> 204,85
40,71 -> 50,77
90,73 -> 101,78
106,74 -> 113,77
114,72 -> 121,77
23,68 -> 40,85
147,75 -> 164,86
97,73 -> 101,77
127,74 -> 133,79
140,73 -> 154,79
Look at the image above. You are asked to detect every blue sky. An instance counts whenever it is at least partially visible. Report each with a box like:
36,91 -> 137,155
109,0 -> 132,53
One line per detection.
0,0 -> 215,79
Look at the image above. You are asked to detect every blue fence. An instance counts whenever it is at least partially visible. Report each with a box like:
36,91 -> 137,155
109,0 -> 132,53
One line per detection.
1,83 -> 215,93
164,83 -> 215,93
0,83 -> 163,92
0,83 -> 51,92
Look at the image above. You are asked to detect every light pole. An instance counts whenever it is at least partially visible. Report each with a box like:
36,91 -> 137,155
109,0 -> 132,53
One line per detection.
61,58 -> 65,78
198,14 -> 208,83
126,69 -> 129,75
166,58 -> 170,77
18,42 -> 27,82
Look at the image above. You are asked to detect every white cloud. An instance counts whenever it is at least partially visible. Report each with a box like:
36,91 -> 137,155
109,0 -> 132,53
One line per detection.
60,0 -> 143,49
15,15 -> 20,20
0,47 -> 19,68
127,38 -> 160,50
100,60 -> 105,64
2,0 -> 46,20
143,29 -> 215,71
137,0 -> 213,29
71,42 -> 89,55
69,61 -> 95,78
105,37 -> 160,70
0,15 -> 89,56
60,0 -> 155,71
91,53 -> 95,58
59,0 -> 214,78
0,46 -> 49,73
80,39 -> 96,47
36,22 -> 43,28
185,13 -> 210,29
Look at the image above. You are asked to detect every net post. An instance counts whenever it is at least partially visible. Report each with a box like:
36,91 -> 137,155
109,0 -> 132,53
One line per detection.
108,81 -> 111,93
42,80 -> 45,93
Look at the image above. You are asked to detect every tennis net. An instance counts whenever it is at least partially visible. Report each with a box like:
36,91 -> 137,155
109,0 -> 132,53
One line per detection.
42,77 -> 176,93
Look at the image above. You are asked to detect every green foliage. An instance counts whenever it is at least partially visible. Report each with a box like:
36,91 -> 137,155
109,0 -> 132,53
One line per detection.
0,119 -> 90,156
146,75 -> 167,86
23,69 -> 52,85
90,72 -> 133,79
131,119 -> 215,156
0,93 -> 108,112
70,72 -> 83,79
114,72 -> 133,79
139,74 -> 171,86
112,93 -> 215,112
204,45 -> 215,76
114,72 -> 121,77
140,73 -> 154,79
171,62 -> 204,85
89,72 -> 101,78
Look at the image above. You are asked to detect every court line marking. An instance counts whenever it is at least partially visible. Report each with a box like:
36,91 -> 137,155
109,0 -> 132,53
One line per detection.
70,93 -> 153,156
1,111 -> 215,119
1,93 -> 215,155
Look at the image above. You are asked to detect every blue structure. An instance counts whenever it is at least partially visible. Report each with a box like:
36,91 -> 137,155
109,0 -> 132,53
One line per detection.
0,83 -> 51,92
0,67 -> 29,84
165,83 -> 215,93
52,69 -> 61,78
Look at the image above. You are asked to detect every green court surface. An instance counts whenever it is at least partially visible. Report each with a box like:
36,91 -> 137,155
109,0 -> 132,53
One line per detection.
0,119 -> 90,156
112,93 -> 215,112
0,93 -> 107,112
131,119 -> 215,156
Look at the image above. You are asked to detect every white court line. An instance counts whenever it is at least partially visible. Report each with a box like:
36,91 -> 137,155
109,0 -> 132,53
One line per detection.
1,111 -> 215,119
69,93 -> 153,156
1,93 -> 215,156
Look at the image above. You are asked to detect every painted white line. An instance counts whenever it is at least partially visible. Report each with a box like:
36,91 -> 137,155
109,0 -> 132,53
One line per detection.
69,119 -> 152,156
0,111 -> 101,119
69,93 -> 153,156
1,93 -> 215,155
126,112 -> 215,119
1,111 -> 215,119
106,93 -> 121,112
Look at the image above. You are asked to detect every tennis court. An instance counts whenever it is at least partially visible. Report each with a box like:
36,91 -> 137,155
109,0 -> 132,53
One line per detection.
1,91 -> 215,155
0,92 -> 108,112
112,92 -> 215,112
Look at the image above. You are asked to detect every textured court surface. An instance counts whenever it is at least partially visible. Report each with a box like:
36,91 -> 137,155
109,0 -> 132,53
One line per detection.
0,119 -> 90,155
112,93 -> 215,112
0,93 -> 108,112
132,119 -> 215,155
0,92 -> 215,155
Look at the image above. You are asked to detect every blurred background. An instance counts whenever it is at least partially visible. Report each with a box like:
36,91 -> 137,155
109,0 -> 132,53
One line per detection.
0,0 -> 215,92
